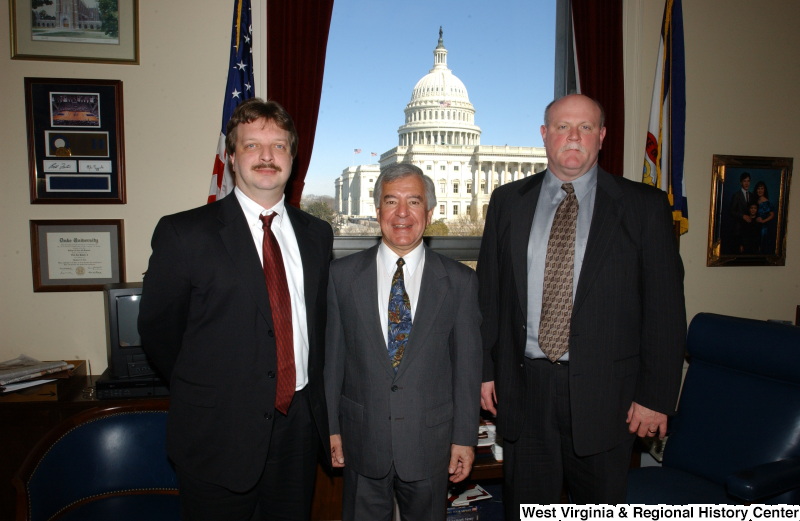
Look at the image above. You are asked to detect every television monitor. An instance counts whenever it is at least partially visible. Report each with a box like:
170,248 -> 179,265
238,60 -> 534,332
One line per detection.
103,282 -> 158,379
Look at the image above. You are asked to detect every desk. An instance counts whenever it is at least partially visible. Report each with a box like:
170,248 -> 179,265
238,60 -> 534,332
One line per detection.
1,374 -> 503,521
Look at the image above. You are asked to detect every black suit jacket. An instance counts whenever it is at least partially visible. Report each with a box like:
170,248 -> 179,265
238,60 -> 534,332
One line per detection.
477,169 -> 686,456
139,193 -> 333,491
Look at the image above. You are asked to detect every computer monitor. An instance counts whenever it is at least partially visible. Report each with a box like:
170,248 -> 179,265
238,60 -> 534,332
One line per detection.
103,282 -> 157,379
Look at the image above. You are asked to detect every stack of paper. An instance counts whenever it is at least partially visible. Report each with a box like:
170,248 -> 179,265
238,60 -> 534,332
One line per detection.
0,355 -> 73,391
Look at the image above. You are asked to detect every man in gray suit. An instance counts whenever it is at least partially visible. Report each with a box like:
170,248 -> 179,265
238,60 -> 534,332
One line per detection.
325,163 -> 482,521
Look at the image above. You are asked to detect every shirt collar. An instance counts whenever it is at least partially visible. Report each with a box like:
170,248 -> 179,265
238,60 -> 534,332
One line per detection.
543,165 -> 597,204
234,187 -> 287,228
378,240 -> 424,277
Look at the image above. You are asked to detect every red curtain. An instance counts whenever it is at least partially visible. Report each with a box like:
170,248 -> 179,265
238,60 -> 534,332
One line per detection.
267,0 -> 335,207
571,0 -> 625,177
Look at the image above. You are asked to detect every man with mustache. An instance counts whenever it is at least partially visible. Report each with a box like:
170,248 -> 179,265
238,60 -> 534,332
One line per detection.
139,98 -> 333,520
478,94 -> 686,510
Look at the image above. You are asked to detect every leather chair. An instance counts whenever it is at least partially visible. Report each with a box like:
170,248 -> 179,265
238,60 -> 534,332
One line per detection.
627,313 -> 800,504
14,401 -> 179,521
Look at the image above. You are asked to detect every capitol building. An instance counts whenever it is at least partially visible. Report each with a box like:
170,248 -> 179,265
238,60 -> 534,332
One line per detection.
334,29 -> 547,223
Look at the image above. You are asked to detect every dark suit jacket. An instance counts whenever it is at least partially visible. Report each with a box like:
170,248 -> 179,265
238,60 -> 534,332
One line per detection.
477,169 -> 686,456
325,244 -> 482,482
139,193 -> 333,492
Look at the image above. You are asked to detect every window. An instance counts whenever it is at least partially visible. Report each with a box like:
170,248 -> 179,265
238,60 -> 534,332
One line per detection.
308,0 -> 560,251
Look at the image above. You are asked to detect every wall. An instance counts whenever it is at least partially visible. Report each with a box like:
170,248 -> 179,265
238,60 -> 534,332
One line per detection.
0,1 -> 230,373
1,0 -> 798,374
624,0 -> 800,325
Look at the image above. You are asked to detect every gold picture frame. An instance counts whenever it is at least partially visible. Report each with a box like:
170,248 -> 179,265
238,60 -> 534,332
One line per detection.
10,0 -> 139,64
707,154 -> 792,267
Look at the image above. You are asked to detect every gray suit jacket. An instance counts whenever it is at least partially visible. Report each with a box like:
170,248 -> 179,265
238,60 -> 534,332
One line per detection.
325,244 -> 482,481
478,168 -> 687,456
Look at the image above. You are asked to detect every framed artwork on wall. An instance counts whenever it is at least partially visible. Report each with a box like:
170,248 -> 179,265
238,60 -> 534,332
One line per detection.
9,0 -> 139,64
30,219 -> 126,292
24,77 -> 126,204
707,154 -> 793,267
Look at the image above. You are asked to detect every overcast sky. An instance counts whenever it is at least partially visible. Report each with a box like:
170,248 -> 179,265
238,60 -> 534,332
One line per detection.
304,0 -> 556,197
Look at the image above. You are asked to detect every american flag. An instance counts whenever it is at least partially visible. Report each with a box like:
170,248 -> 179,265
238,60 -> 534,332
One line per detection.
353,149 -> 362,154
208,0 -> 255,203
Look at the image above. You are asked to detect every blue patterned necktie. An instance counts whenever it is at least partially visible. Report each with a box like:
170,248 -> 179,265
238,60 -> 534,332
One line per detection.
387,258 -> 412,372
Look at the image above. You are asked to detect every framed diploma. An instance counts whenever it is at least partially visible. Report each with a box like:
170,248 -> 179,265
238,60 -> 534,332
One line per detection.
24,78 -> 126,204
30,219 -> 126,292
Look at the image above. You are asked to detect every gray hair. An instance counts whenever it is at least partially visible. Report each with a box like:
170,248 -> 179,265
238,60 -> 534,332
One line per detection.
373,163 -> 437,211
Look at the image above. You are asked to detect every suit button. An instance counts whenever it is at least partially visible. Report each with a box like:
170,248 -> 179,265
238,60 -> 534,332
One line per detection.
264,412 -> 273,420
268,330 -> 275,337
268,371 -> 275,378
391,385 -> 399,392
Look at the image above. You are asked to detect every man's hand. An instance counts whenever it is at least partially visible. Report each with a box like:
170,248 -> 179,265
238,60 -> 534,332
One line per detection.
448,444 -> 475,483
330,434 -> 345,468
626,402 -> 668,439
481,381 -> 497,415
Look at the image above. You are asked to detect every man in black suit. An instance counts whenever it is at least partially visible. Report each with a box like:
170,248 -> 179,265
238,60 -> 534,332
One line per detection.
139,98 -> 333,520
477,94 -> 686,510
729,171 -> 753,252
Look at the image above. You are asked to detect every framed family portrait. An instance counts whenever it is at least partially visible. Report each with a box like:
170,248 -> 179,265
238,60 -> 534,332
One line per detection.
9,0 -> 139,64
30,219 -> 126,292
707,154 -> 793,267
24,77 -> 126,204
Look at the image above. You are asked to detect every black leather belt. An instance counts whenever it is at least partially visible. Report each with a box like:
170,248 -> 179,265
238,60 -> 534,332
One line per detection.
526,357 -> 569,366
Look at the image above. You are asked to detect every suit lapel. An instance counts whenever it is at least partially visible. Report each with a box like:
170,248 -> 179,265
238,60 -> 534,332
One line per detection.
351,246 -> 394,376
510,175 -> 543,318
217,194 -> 273,324
395,247 -> 447,380
285,205 -> 321,343
573,169 -> 624,313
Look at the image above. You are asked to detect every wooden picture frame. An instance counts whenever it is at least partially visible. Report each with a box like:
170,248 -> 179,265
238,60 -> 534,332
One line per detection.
24,77 -> 126,204
30,219 -> 125,292
9,0 -> 139,64
707,154 -> 792,267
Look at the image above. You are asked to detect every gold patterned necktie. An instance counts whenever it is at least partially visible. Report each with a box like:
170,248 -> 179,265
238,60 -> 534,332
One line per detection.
539,183 -> 578,362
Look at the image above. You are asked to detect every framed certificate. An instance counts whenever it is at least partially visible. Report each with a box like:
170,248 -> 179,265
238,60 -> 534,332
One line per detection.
30,219 -> 126,292
24,77 -> 126,204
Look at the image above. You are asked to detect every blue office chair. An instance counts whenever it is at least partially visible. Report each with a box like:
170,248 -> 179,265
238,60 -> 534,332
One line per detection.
14,401 -> 179,521
627,313 -> 800,504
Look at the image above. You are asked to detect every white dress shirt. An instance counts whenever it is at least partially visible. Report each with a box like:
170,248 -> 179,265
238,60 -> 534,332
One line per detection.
235,188 -> 309,390
376,241 -> 425,346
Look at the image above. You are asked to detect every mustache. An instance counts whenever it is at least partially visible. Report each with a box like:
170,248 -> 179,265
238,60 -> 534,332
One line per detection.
252,162 -> 282,172
560,143 -> 585,153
